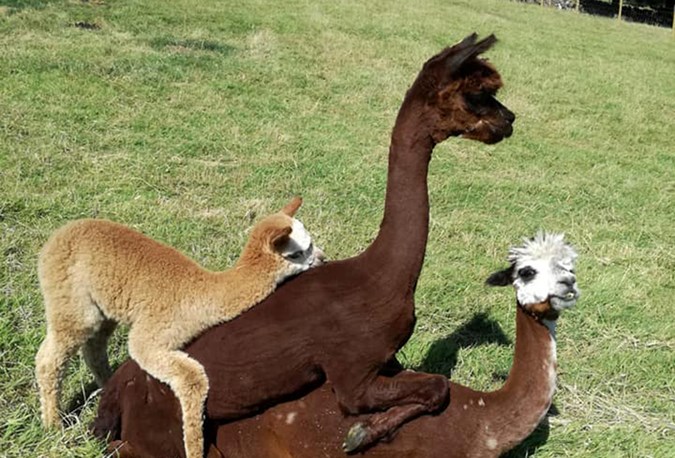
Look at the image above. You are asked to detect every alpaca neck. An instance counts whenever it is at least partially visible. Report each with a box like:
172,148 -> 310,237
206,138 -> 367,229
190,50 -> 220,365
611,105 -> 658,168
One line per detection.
468,305 -> 557,454
501,306 -> 557,414
365,98 -> 436,287
207,263 -> 279,318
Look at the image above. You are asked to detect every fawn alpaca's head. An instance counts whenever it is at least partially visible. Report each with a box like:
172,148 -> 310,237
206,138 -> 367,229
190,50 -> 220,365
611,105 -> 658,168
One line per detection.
486,232 -> 579,320
410,33 -> 515,145
241,197 -> 326,284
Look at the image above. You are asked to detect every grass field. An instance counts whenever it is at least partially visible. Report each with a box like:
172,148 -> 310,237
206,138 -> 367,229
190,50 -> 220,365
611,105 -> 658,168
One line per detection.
1,0 -> 673,456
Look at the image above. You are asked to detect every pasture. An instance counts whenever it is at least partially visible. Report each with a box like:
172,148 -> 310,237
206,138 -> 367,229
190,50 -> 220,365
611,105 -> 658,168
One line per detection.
1,0 -> 673,456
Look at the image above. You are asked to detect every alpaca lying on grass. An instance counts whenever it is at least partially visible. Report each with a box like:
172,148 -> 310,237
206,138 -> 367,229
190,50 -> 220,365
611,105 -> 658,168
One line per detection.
35,197 -> 324,458
99,232 -> 579,458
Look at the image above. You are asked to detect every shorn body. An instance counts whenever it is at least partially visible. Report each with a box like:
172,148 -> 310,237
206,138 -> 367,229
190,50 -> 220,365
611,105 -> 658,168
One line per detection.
94,33 -> 516,456
102,232 -> 579,458
35,197 -> 324,458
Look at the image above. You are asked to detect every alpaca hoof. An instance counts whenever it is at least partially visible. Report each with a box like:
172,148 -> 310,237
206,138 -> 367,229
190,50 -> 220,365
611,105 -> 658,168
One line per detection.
343,422 -> 368,453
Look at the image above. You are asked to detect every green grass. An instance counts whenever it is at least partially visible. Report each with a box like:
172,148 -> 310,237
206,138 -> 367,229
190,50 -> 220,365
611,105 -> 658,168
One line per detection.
1,0 -> 673,456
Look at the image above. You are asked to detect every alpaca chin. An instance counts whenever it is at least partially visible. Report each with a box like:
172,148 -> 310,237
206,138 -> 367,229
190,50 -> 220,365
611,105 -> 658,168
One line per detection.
550,294 -> 578,312
461,121 -> 513,145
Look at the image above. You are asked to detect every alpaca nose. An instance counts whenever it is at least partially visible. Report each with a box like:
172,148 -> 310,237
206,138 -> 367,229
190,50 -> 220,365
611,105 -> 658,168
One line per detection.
558,277 -> 576,288
502,107 -> 515,124
493,98 -> 515,125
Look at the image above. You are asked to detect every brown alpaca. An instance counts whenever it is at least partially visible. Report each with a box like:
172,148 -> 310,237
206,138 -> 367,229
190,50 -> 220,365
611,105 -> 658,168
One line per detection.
100,233 -> 579,458
35,197 -> 324,458
93,33 -> 515,455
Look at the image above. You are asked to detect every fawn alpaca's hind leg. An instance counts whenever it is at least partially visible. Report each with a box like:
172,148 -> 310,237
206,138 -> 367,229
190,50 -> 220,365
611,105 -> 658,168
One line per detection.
82,318 -> 117,387
35,324 -> 100,427
35,286 -> 106,428
129,333 -> 209,458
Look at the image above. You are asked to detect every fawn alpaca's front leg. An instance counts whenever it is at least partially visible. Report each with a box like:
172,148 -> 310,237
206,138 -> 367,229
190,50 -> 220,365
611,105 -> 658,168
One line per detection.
129,334 -> 209,458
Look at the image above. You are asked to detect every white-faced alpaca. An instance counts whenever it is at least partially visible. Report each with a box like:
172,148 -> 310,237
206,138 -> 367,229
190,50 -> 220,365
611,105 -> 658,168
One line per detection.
35,197 -> 324,458
336,232 -> 581,456
486,231 -> 579,323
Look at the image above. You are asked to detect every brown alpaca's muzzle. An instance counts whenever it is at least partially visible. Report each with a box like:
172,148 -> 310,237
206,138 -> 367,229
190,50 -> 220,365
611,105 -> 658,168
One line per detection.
483,99 -> 515,144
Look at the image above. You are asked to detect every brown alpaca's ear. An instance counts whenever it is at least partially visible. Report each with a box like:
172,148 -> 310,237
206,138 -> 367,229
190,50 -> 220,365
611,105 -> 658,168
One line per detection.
280,197 -> 302,217
485,264 -> 514,287
268,225 -> 293,251
447,33 -> 497,75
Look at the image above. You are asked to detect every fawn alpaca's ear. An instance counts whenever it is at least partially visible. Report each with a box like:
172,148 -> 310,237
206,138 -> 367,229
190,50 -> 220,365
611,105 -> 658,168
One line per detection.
268,225 -> 293,251
485,264 -> 514,287
281,197 -> 303,217
447,33 -> 497,75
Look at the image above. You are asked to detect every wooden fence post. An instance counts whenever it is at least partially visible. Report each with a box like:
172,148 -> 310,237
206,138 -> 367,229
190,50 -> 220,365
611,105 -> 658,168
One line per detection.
618,0 -> 623,21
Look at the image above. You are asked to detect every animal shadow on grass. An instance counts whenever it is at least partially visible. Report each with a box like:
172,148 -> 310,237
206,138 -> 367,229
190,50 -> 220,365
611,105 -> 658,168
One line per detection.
415,312 -> 511,377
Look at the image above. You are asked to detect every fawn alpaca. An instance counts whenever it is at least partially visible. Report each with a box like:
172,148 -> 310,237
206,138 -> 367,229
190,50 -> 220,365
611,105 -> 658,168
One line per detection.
101,232 -> 577,458
94,33 -> 515,455
35,197 -> 324,458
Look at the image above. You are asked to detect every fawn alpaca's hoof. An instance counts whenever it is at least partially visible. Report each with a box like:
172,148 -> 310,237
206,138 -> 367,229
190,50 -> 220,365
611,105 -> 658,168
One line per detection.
41,413 -> 62,430
343,422 -> 369,453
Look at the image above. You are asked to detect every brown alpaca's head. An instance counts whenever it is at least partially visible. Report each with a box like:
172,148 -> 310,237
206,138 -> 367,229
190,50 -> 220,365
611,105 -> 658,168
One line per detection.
410,33 -> 515,145
486,232 -> 579,321
240,197 -> 326,283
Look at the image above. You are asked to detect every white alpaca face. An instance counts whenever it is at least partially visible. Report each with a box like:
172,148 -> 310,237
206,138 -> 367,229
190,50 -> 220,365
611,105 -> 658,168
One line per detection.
512,257 -> 578,311
508,232 -> 579,312
277,219 -> 326,281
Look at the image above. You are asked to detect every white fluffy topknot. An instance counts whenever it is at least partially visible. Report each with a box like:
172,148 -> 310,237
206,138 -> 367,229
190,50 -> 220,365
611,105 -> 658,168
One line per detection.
507,231 -> 578,267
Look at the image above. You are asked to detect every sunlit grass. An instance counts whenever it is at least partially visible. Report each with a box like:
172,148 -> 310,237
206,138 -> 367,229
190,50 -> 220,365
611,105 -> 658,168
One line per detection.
1,0 -> 673,456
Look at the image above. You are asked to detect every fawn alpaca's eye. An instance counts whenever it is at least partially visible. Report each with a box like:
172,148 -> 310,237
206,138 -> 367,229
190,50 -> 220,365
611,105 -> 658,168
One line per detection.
287,251 -> 304,260
518,267 -> 537,281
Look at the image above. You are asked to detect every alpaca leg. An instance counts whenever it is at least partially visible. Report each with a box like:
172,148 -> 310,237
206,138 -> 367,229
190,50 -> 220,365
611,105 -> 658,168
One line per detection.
35,288 -> 104,428
128,335 -> 209,458
344,403 -> 428,452
35,328 -> 94,428
332,371 -> 449,452
82,318 -> 117,387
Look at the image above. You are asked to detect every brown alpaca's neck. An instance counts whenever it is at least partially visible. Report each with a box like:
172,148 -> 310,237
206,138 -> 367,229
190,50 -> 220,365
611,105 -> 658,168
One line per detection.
366,100 -> 436,287
438,306 -> 558,456
489,307 -> 556,453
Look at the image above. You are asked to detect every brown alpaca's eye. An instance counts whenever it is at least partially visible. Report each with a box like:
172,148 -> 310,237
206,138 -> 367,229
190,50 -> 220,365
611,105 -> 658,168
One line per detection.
464,92 -> 494,115
518,267 -> 536,281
